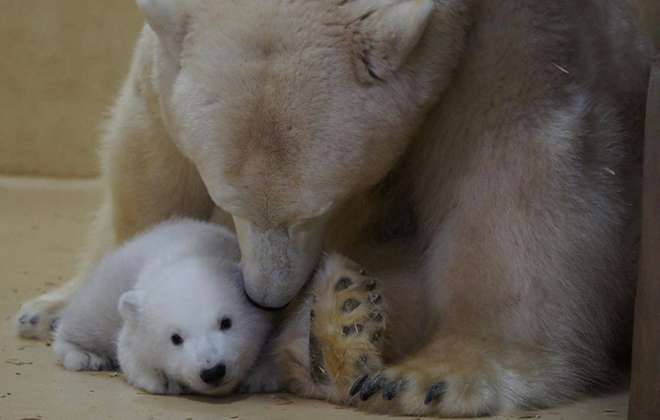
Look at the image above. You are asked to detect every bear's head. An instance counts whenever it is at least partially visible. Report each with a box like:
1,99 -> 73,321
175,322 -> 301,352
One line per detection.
136,0 -> 470,308
116,255 -> 271,395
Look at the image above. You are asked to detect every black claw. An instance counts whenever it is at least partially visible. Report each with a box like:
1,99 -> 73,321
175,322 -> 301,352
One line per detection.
424,381 -> 448,405
360,375 -> 387,401
341,298 -> 361,313
364,280 -> 377,291
382,378 -> 407,401
349,373 -> 369,396
359,269 -> 368,276
335,277 -> 353,292
310,309 -> 315,319
29,315 -> 40,326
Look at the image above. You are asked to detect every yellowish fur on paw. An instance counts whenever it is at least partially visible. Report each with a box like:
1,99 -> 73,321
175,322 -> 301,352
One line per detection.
308,254 -> 388,403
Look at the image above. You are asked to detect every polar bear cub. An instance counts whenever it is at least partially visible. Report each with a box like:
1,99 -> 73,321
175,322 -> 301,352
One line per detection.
52,219 -> 272,395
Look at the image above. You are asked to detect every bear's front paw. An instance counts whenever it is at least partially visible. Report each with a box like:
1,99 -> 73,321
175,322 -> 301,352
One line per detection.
307,254 -> 387,401
53,340 -> 116,371
346,340 -> 503,416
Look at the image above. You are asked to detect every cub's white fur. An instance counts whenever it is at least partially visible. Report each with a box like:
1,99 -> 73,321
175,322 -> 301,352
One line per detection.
53,219 -> 272,395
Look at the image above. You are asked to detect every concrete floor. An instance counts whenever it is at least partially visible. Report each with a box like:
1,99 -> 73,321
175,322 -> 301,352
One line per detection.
0,176 -> 631,420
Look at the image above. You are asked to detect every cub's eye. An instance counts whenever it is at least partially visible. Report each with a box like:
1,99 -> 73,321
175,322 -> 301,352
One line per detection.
220,317 -> 232,331
171,333 -> 183,346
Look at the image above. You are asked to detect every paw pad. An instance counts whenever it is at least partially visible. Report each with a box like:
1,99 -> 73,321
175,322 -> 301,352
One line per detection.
341,298 -> 361,313
307,256 -> 386,396
342,324 -> 364,336
335,277 -> 353,291
368,311 -> 383,322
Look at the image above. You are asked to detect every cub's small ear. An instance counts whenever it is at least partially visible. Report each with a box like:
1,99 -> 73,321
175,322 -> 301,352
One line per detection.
118,290 -> 146,323
349,0 -> 434,84
135,0 -> 189,59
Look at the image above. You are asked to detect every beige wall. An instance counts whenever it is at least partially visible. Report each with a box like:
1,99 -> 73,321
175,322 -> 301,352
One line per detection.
0,1 -> 657,179
0,0 -> 144,178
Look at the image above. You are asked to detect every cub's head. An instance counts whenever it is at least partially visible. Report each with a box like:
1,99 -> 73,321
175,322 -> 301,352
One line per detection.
116,256 -> 271,395
137,0 -> 470,308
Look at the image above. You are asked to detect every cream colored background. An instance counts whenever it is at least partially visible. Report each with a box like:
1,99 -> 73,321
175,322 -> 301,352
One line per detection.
0,0 -> 658,179
0,0 -> 143,178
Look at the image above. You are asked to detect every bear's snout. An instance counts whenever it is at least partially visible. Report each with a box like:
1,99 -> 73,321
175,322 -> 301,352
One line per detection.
200,363 -> 226,385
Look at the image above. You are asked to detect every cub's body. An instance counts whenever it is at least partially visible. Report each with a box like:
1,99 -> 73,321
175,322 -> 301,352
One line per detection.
53,219 -> 271,395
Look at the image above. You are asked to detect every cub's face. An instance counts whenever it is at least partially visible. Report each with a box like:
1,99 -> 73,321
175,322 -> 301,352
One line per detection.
137,0 -> 469,308
118,259 -> 271,395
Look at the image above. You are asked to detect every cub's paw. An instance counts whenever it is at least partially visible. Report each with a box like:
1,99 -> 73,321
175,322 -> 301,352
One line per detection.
163,378 -> 187,395
237,356 -> 279,394
125,370 -> 186,395
15,292 -> 67,339
54,340 -> 116,371
308,255 -> 387,401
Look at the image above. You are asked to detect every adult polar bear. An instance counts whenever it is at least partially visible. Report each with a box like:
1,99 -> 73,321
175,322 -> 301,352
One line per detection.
16,0 -> 652,416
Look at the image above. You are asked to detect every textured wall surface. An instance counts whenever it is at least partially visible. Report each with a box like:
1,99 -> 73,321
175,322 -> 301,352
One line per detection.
0,0 -> 144,178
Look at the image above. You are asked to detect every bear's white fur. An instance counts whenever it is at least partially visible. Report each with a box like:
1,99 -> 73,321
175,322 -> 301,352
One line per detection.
18,0 -> 654,416
53,219 -> 272,395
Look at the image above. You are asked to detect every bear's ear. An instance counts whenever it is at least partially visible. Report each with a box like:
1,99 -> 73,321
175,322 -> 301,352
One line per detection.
135,0 -> 189,60
118,290 -> 146,324
349,0 -> 434,84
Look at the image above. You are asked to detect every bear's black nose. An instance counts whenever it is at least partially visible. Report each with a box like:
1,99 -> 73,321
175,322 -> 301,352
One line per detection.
200,363 -> 226,385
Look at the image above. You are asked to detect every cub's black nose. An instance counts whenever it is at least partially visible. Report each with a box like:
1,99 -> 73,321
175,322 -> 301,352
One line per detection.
200,363 -> 226,385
